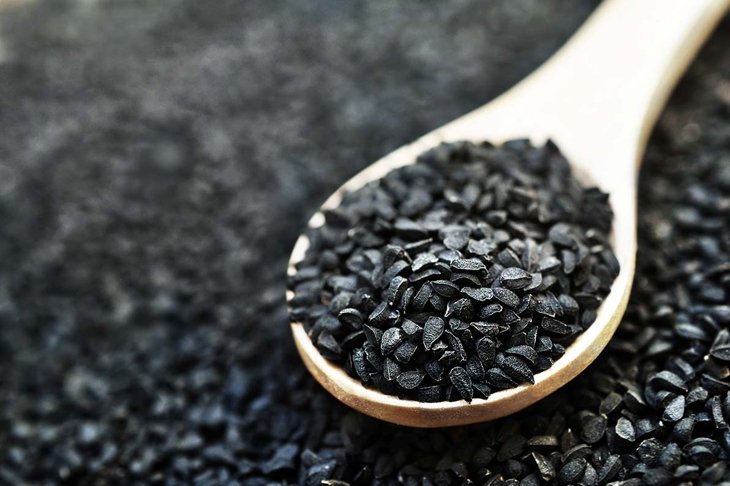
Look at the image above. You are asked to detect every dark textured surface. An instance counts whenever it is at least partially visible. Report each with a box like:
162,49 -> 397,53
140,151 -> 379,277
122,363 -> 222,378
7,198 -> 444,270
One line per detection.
2,0 -> 730,484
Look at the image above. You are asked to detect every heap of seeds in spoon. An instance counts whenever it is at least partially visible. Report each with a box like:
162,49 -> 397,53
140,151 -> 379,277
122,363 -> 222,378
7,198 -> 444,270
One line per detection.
289,140 -> 619,402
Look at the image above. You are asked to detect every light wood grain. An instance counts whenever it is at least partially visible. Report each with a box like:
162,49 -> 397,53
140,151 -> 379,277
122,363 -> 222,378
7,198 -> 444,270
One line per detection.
287,0 -> 730,427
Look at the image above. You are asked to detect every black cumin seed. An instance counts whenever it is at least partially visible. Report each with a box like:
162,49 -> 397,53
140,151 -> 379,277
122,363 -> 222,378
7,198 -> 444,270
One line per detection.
493,287 -> 520,308
383,358 -> 400,381
499,267 -> 532,289
396,370 -> 426,390
662,395 -> 685,422
431,279 -> 460,297
380,327 -> 405,355
580,415 -> 606,444
615,417 -> 636,442
423,317 -> 445,351
411,252 -> 438,272
451,258 -> 487,273
445,298 -> 474,320
461,286 -> 493,302
557,458 -> 586,484
384,276 -> 407,305
401,319 -> 421,336
541,317 -> 572,335
410,283 -> 432,311
486,367 -> 517,389
532,452 -> 556,481
394,341 -> 418,363
449,366 -> 473,402
504,345 -> 538,365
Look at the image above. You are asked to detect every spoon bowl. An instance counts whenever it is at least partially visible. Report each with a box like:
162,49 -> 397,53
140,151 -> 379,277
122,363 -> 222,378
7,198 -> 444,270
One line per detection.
287,0 -> 729,427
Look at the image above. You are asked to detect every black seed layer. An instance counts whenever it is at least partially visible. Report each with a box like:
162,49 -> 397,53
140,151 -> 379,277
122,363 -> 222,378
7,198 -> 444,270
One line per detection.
290,140 -> 619,401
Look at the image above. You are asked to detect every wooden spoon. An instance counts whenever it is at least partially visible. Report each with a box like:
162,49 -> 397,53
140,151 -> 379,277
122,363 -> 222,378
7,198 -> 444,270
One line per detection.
286,0 -> 729,427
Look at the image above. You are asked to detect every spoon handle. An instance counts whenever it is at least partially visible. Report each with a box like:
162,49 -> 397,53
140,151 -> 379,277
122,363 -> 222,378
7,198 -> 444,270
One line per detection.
441,0 -> 729,182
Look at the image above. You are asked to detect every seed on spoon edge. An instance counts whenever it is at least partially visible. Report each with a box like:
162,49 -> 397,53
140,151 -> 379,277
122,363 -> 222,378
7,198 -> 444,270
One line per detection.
289,140 -> 619,402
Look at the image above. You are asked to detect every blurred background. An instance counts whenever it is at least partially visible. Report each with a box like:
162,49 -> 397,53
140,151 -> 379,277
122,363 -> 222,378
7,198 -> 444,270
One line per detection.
1,1 -> 729,484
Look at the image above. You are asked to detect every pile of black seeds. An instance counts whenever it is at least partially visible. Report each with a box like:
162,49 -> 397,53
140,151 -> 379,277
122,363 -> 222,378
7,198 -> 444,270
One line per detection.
3,0 -> 730,484
290,140 -> 619,401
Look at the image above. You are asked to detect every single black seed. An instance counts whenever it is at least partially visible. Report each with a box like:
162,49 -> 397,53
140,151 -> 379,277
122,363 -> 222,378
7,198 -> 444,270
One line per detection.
541,317 -> 572,335
501,356 -> 534,384
532,452 -> 556,481
461,287 -> 493,302
382,260 -> 410,284
657,444 -> 680,473
637,438 -> 663,464
616,417 -> 636,442
394,341 -> 418,363
493,287 -> 520,308
396,370 -> 426,390
662,395 -> 686,423
710,345 -> 730,361
486,367 -> 518,389
538,256 -> 561,272
445,331 -> 467,362
499,267 -> 532,289
317,333 -> 343,359
451,272 -> 481,286
581,415 -> 606,444
369,302 -> 390,325
562,443 -> 592,462
445,298 -> 474,320
401,319 -> 421,336
673,416 -> 695,443
394,218 -> 427,239
412,253 -> 438,272
449,367 -> 473,402
383,358 -> 400,381
449,318 -> 469,332
466,354 -> 485,381
504,345 -> 538,365
600,392 -> 623,415
597,455 -> 623,484
423,317 -> 445,351
558,458 -> 587,484
363,325 -> 383,348
411,283 -> 432,311
649,371 -> 688,393
431,279 -> 460,297
380,328 -> 406,355
548,223 -> 574,247
409,268 -> 441,284
479,303 -> 503,318
451,258 -> 487,273
425,360 -> 444,382
338,308 -> 364,329
473,383 -> 491,399
710,395 -> 727,429
476,337 -> 497,365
